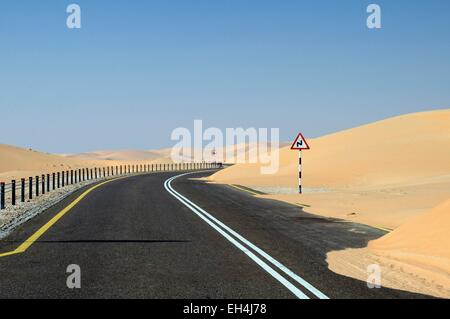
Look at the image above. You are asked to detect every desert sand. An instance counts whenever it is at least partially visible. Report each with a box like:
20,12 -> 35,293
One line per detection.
67,142 -> 286,166
65,149 -> 173,162
369,199 -> 450,282
210,109 -> 450,297
211,109 -> 450,228
328,200 -> 450,298
0,144 -> 102,182
0,144 -> 173,183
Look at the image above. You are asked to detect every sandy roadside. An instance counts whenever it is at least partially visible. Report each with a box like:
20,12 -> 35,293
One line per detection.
205,179 -> 450,298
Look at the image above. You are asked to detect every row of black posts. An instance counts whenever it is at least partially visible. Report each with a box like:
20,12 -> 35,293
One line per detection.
0,162 -> 221,210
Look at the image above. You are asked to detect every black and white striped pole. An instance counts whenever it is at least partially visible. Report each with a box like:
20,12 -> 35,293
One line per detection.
1,182 -> 5,210
290,133 -> 310,195
298,151 -> 303,194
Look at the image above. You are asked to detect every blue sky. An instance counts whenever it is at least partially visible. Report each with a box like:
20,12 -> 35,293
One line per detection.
0,0 -> 449,153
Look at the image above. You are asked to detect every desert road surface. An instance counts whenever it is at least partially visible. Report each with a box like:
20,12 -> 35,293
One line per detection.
0,171 -> 431,299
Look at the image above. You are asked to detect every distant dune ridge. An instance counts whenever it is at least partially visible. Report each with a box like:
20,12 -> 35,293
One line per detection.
68,143 -> 285,165
0,146 -> 173,182
66,149 -> 173,162
0,144 -> 100,181
0,142 -> 273,182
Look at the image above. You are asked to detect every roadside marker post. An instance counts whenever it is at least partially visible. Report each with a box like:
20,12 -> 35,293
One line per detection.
29,177 -> 33,200
290,133 -> 310,194
12,180 -> 16,206
0,183 -> 4,210
21,179 -> 25,203
36,175 -> 40,196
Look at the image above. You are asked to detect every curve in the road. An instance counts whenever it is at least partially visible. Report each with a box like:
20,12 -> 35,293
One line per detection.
164,171 -> 329,300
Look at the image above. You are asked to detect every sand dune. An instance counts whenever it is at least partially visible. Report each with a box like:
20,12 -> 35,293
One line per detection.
211,109 -> 450,228
2,141 -> 270,183
212,109 -> 450,188
0,142 -> 231,183
68,142 -> 284,165
0,145 -> 171,182
327,199 -> 450,298
0,144 -> 99,181
369,199 -> 450,272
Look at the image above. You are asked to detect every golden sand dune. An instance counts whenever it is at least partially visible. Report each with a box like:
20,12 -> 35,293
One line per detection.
328,199 -> 450,298
211,109 -> 450,228
212,109 -> 450,189
0,144 -> 100,181
0,144 -> 170,182
370,199 -> 450,271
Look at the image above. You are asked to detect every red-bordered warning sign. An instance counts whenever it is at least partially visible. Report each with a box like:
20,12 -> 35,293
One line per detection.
290,133 -> 310,151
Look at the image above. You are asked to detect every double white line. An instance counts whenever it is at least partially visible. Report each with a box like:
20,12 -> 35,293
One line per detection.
164,172 -> 329,300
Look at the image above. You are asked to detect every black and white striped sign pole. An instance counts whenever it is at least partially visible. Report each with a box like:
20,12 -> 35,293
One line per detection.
298,151 -> 303,194
291,133 -> 310,195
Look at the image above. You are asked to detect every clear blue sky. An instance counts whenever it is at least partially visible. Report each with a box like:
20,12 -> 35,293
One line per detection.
1,0 -> 449,153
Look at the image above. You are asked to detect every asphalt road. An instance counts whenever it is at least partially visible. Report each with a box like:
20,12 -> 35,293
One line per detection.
0,171 -> 431,299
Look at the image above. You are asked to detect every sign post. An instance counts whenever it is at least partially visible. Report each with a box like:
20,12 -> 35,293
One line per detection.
290,133 -> 310,194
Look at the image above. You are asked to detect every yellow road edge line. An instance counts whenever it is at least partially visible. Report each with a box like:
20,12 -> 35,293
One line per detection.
0,250 -> 21,258
291,203 -> 392,233
229,184 -> 259,196
371,225 -> 393,233
225,191 -> 393,236
227,188 -> 394,234
0,177 -> 123,258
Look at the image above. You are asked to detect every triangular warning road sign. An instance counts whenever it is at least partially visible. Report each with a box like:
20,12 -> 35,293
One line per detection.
291,133 -> 310,150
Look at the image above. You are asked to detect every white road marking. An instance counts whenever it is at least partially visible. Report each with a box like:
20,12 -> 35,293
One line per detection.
164,172 -> 329,300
